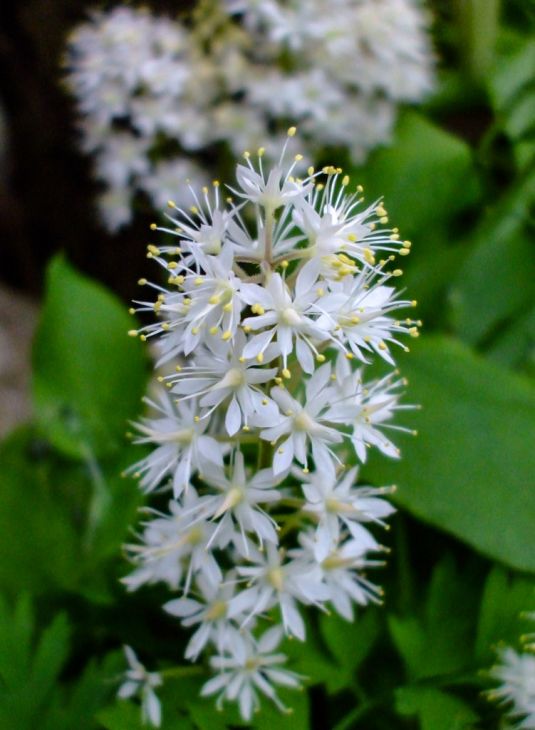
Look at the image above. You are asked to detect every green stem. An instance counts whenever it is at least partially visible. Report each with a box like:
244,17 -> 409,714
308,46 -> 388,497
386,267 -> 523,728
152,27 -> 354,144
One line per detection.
160,665 -> 206,679
454,0 -> 501,80
82,443 -> 110,552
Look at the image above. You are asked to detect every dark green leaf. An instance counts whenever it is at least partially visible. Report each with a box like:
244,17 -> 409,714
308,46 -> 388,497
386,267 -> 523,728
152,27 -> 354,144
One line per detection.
395,686 -> 478,730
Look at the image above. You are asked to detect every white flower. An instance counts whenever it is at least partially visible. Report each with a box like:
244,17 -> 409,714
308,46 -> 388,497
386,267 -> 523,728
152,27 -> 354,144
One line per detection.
199,451 -> 282,551
164,574 -> 243,660
317,271 -> 418,365
229,543 -> 328,639
118,646 -> 162,727
300,460 -> 395,560
140,158 -> 208,212
241,259 -> 330,372
169,333 -> 279,435
127,391 -> 223,497
325,354 -> 410,463
292,531 -> 385,621
201,626 -> 301,721
123,493 -> 227,593
232,151 -> 310,211
489,647 -> 535,729
255,363 -> 342,474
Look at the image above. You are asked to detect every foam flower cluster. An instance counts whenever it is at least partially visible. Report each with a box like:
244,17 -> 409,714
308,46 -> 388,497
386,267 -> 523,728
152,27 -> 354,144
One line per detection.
121,133 -> 418,724
65,1 -> 434,231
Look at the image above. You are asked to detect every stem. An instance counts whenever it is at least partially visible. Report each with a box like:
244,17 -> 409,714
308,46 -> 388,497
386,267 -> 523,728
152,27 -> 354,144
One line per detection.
454,0 -> 501,80
82,443 -> 111,552
160,665 -> 206,679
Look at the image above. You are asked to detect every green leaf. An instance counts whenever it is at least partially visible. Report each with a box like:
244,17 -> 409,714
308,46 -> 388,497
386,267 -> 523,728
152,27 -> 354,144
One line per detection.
0,428 -> 144,599
0,429 -> 81,596
449,173 -> 535,346
361,336 -> 535,572
0,595 -> 70,729
475,566 -> 535,664
97,701 -> 147,730
395,686 -> 478,730
319,610 -> 380,693
388,558 -> 478,682
32,255 -> 147,459
354,111 -> 480,238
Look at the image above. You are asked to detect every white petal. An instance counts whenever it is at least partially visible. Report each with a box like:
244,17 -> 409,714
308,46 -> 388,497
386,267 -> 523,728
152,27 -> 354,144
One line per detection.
225,397 -> 242,436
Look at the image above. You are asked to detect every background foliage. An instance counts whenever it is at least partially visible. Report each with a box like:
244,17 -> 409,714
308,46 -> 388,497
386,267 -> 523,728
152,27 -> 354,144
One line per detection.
0,0 -> 534,728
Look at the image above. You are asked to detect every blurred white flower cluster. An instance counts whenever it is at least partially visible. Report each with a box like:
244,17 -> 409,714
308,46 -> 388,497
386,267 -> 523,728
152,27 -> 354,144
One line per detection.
121,133 -> 418,723
65,1 -> 434,232
489,614 -> 535,729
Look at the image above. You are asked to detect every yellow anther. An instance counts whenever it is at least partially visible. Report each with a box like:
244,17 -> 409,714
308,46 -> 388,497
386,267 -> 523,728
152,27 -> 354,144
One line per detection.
190,205 -> 199,214
137,278 -> 147,286
209,294 -> 221,305
392,269 -> 403,277
209,326 -> 218,335
238,356 -> 246,363
351,316 -> 360,324
316,354 -> 326,363
258,147 -> 265,157
307,166 -> 315,176
399,248 -> 410,256
150,223 -> 157,230
376,204 -> 387,217
251,303 -> 265,315
363,248 -> 375,265
278,448 -> 284,454
356,184 -> 364,193
380,216 -> 389,224
167,261 -> 178,269
274,377 -> 282,385
243,325 -> 252,333
280,260 -> 289,269
157,376 -> 164,383
139,334 -> 147,342
128,308 -> 135,315
243,425 -> 250,432
243,150 -> 250,159
262,399 -> 268,406
390,233 -> 400,241
167,200 -> 176,208
213,179 -> 220,187
128,330 -> 138,337
404,240 -> 412,248
194,416 -> 200,423
194,277 -> 203,286
175,365 -> 182,372
378,341 -> 387,350
302,468 -> 309,474
317,287 -> 325,297
295,154 -> 303,161
161,322 -> 170,331
191,327 -> 200,335
345,352 -> 354,360
148,244 -> 160,255
223,302 -> 233,313
412,300 -> 418,307
287,126 -> 297,137
342,175 -> 350,186
409,327 -> 420,338
202,186 -> 209,195
222,330 -> 232,341
282,368 -> 291,379
347,233 -> 357,242
369,223 -> 376,231
256,352 -> 264,363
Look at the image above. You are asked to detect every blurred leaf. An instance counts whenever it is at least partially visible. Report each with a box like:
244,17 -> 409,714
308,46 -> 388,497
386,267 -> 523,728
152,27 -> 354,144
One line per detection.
389,558 -> 477,681
0,595 -> 69,729
486,304 -> 535,369
449,172 -> 535,346
97,702 -> 150,730
475,566 -> 535,664
0,429 -> 81,596
32,255 -> 147,459
361,336 -> 535,572
395,686 -> 478,730
354,111 -> 480,238
319,610 -> 380,694
0,428 -> 144,600
488,34 -> 535,166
